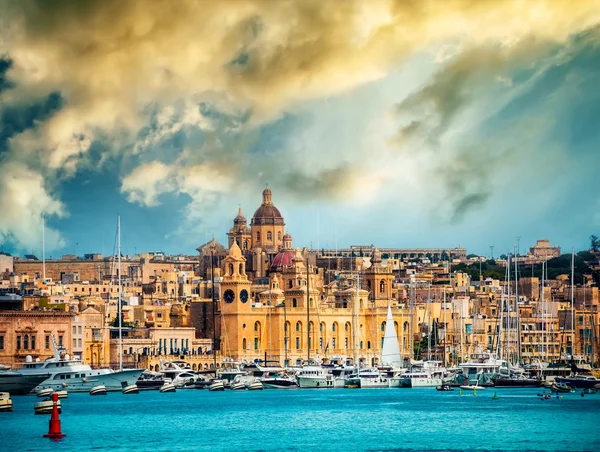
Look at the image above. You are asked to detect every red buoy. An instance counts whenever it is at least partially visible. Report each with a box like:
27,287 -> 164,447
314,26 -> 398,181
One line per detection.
43,393 -> 66,439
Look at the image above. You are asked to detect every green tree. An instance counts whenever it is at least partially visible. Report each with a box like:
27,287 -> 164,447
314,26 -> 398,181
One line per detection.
591,234 -> 599,252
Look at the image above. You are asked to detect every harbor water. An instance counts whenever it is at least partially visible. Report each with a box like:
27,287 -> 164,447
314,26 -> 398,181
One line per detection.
2,388 -> 599,452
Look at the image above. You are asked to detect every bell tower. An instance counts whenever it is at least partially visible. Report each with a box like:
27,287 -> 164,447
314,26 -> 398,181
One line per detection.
364,248 -> 394,304
227,207 -> 252,251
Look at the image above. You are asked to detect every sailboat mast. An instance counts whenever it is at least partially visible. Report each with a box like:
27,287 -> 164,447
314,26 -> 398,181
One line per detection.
427,284 -> 431,361
306,256 -> 310,363
571,248 -> 575,357
354,273 -> 359,370
514,246 -> 520,363
506,254 -> 511,364
42,217 -> 46,282
442,288 -> 447,367
118,215 -> 122,372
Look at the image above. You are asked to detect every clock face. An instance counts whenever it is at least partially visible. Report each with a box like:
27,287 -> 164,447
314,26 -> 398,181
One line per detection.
240,289 -> 249,303
224,289 -> 235,303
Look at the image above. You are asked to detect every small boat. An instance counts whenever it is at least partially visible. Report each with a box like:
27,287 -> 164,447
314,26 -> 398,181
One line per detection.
0,392 -> 13,412
436,384 -> 454,391
460,385 -> 485,390
90,385 -> 107,396
36,387 -> 54,398
122,384 -> 139,394
208,380 -> 225,392
159,382 -> 176,393
55,390 -> 68,399
34,398 -> 61,415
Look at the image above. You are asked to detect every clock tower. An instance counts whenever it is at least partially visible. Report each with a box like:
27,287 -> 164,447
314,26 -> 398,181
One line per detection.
220,239 -> 252,359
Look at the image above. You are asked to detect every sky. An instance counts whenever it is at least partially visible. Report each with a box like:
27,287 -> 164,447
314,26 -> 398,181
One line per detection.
0,0 -> 599,259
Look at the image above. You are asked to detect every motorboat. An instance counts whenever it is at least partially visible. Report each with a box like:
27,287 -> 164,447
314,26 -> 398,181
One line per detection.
208,379 -> 225,391
90,385 -> 107,396
555,375 -> 600,389
344,368 -> 389,388
230,375 -> 263,390
550,382 -> 572,393
241,359 -> 284,377
493,374 -> 541,388
260,373 -> 298,389
454,351 -> 504,387
17,339 -> 143,393
230,379 -> 247,390
0,368 -> 49,396
396,361 -> 446,388
296,366 -> 334,389
136,371 -> 169,391
34,398 -> 60,415
55,390 -> 68,398
246,378 -> 263,390
436,384 -> 454,391
122,384 -> 139,394
0,392 -> 13,412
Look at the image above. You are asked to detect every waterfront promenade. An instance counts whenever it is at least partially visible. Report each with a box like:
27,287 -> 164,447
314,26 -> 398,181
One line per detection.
2,388 -> 599,451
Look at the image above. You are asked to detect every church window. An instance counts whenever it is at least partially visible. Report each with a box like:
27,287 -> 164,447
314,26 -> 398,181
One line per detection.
380,280 -> 385,294
267,231 -> 272,241
256,231 -> 260,241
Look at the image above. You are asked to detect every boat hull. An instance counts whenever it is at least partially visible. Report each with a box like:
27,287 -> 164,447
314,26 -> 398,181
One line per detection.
555,377 -> 600,389
493,377 -> 541,388
297,376 -> 334,389
0,373 -> 49,396
261,379 -> 298,389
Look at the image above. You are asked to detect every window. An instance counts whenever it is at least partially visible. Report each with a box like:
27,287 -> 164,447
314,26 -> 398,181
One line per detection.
256,231 -> 261,241
31,335 -> 36,350
16,336 -> 21,350
345,323 -> 349,332
278,232 -> 281,240
73,326 -> 76,335
0,336 -> 3,350
254,322 -> 259,332
45,335 -> 50,349
332,338 -> 336,348
78,326 -> 82,334
296,337 -> 300,349
296,322 -> 301,332
319,338 -> 323,349
292,298 -> 297,307
381,322 -> 385,332
24,335 -> 29,350
73,339 -> 77,349
367,341 -> 371,349
267,231 -> 272,241
344,338 -> 349,348
58,336 -> 63,347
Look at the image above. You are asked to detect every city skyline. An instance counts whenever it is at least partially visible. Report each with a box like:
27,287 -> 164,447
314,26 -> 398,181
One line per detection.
1,1 -> 599,258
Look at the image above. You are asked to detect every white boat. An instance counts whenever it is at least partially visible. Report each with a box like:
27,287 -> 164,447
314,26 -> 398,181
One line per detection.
159,382 -> 176,393
0,392 -> 13,412
296,366 -> 334,389
208,379 -> 225,391
90,385 -> 107,395
36,387 -> 54,398
0,368 -> 48,396
122,384 -> 139,394
344,368 -> 389,388
261,373 -> 298,389
230,380 -> 246,390
454,350 -> 504,386
397,361 -> 446,388
381,304 -> 403,369
34,398 -> 61,415
241,360 -> 284,377
460,384 -> 485,390
18,338 -> 144,393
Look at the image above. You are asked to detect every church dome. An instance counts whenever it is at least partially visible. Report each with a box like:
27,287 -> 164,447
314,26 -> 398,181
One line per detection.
270,249 -> 295,271
252,187 -> 284,226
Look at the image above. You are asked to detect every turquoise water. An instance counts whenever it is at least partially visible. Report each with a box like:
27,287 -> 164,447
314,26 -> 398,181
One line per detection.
2,388 -> 599,452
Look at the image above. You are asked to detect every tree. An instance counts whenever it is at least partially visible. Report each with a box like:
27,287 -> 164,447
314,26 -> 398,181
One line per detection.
499,254 -> 508,260
591,235 -> 599,252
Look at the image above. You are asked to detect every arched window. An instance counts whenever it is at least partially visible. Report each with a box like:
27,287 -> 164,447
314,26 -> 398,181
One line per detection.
229,263 -> 234,275
403,321 -> 408,332
289,280 -> 293,289
242,338 -> 247,350
256,231 -> 261,241
381,322 -> 385,332
319,323 -> 324,333
367,341 -> 371,349
332,323 -> 337,332
254,321 -> 260,332
380,280 -> 385,294
296,321 -> 301,332
278,231 -> 281,240
239,263 -> 243,274
267,231 -> 272,241
344,322 -> 349,332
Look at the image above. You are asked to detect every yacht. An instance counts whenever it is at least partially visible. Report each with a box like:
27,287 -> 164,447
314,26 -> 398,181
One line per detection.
396,361 -> 446,388
260,372 -> 298,389
344,368 -> 389,388
453,351 -> 503,387
16,341 -> 143,393
241,359 -> 284,377
296,366 -> 334,389
136,371 -> 169,391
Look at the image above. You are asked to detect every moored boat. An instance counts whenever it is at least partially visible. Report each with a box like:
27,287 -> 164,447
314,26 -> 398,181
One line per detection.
36,387 -> 54,398
159,382 -> 176,393
550,382 -> 572,393
122,384 -> 139,394
0,370 -> 49,396
208,379 -> 225,391
436,384 -> 454,391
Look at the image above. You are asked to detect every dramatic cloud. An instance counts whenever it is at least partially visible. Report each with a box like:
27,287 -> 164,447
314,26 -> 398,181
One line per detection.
1,0 -> 600,251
